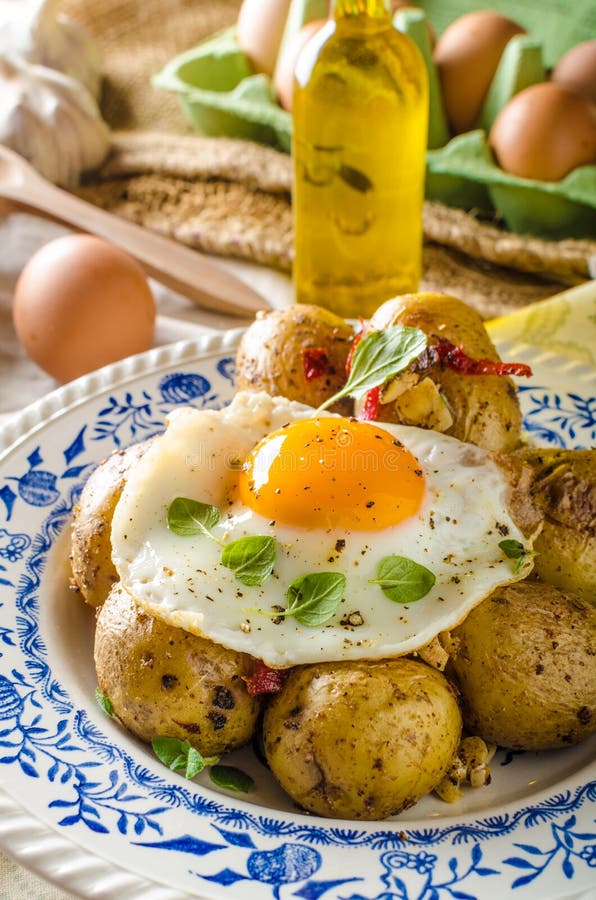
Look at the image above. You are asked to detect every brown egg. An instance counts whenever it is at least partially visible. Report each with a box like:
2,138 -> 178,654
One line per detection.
13,234 -> 156,383
273,18 -> 328,112
489,82 -> 596,181
237,0 -> 293,77
434,11 -> 526,135
552,40 -> 596,104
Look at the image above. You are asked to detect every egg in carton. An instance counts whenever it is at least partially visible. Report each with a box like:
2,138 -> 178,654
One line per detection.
153,1 -> 596,240
396,8 -> 596,240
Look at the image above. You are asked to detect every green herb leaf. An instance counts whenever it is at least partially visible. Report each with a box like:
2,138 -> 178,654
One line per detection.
498,539 -> 536,574
370,555 -> 436,604
319,326 -> 427,411
209,765 -> 255,793
167,497 -> 221,538
498,539 -> 525,559
221,535 -> 276,586
151,736 -> 218,779
337,164 -> 373,193
285,572 -> 347,626
95,687 -> 114,717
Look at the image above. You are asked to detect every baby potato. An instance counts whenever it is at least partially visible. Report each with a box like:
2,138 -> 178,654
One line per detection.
367,293 -> 522,452
513,447 -> 596,604
449,581 -> 596,750
95,583 -> 261,756
235,304 -> 355,414
263,657 -> 462,819
70,439 -> 153,607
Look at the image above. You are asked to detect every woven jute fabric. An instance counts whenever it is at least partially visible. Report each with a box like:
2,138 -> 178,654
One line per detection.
59,0 -> 241,133
61,0 -> 595,319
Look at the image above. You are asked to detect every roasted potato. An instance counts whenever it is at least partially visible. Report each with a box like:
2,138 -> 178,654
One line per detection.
263,658 -> 462,819
95,583 -> 261,756
513,448 -> 596,604
70,439 -> 153,607
448,581 -> 596,750
235,304 -> 355,414
366,293 -> 523,452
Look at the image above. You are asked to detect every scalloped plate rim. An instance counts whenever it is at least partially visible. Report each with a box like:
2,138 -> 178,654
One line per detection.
0,325 -> 594,900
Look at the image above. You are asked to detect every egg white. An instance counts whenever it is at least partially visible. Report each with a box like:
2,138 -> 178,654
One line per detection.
110,391 -> 533,667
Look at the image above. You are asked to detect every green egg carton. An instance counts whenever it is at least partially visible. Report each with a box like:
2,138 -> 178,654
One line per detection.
153,6 -> 596,239
425,134 -> 493,214
426,131 -> 596,239
153,28 -> 292,152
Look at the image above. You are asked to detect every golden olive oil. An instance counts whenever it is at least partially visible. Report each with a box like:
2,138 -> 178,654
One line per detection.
292,0 -> 428,318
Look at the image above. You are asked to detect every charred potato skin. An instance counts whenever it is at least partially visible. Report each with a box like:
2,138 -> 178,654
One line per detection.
70,439 -> 153,607
95,584 -> 261,756
369,293 -> 522,452
263,658 -> 462,820
492,450 -> 543,538
449,582 -> 596,751
235,304 -> 355,414
513,448 -> 596,604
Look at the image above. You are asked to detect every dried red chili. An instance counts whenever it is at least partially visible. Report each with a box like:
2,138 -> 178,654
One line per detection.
345,319 -> 365,375
432,340 -> 533,377
359,386 -> 381,421
301,347 -> 332,382
244,659 -> 288,696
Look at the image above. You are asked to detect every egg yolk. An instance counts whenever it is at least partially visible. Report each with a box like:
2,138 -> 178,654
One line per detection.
238,417 -> 425,531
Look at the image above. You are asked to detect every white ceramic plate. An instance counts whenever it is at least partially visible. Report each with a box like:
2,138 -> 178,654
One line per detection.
0,305 -> 594,900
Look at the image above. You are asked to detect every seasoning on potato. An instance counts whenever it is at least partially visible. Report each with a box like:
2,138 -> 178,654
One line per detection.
95,583 -> 261,757
263,658 -> 462,819
512,447 -> 596,603
70,438 -> 154,607
364,292 -> 523,452
448,581 -> 596,751
235,304 -> 355,415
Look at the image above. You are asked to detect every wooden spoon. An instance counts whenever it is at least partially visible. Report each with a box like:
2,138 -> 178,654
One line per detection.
0,145 -> 270,318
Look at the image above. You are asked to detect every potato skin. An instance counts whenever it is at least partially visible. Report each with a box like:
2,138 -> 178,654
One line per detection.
513,448 -> 596,604
449,581 -> 596,750
369,293 -> 522,452
263,658 -> 462,819
70,439 -> 152,607
235,304 -> 355,414
95,584 -> 261,756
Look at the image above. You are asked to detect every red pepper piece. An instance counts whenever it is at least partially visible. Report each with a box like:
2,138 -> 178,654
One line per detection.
244,660 -> 288,696
434,340 -> 533,378
301,347 -> 332,382
345,319 -> 366,375
359,386 -> 381,421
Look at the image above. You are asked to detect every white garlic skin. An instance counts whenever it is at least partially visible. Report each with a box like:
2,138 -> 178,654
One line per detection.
0,0 -> 103,99
0,55 -> 110,187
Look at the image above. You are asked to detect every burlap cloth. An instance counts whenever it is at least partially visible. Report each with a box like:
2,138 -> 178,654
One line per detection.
60,0 -> 596,319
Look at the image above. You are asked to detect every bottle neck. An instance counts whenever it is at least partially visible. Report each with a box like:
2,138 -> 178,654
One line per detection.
333,0 -> 391,20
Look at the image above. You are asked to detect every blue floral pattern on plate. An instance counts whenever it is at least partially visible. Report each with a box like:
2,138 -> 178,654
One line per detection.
0,332 -> 594,900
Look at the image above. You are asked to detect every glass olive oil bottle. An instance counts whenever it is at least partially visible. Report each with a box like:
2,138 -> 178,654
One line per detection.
292,0 -> 428,318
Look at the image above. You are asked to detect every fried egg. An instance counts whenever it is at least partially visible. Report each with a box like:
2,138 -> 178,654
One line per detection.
111,391 -> 532,667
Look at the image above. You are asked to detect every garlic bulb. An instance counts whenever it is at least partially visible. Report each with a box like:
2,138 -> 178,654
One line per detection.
0,0 -> 102,99
0,56 -> 110,187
